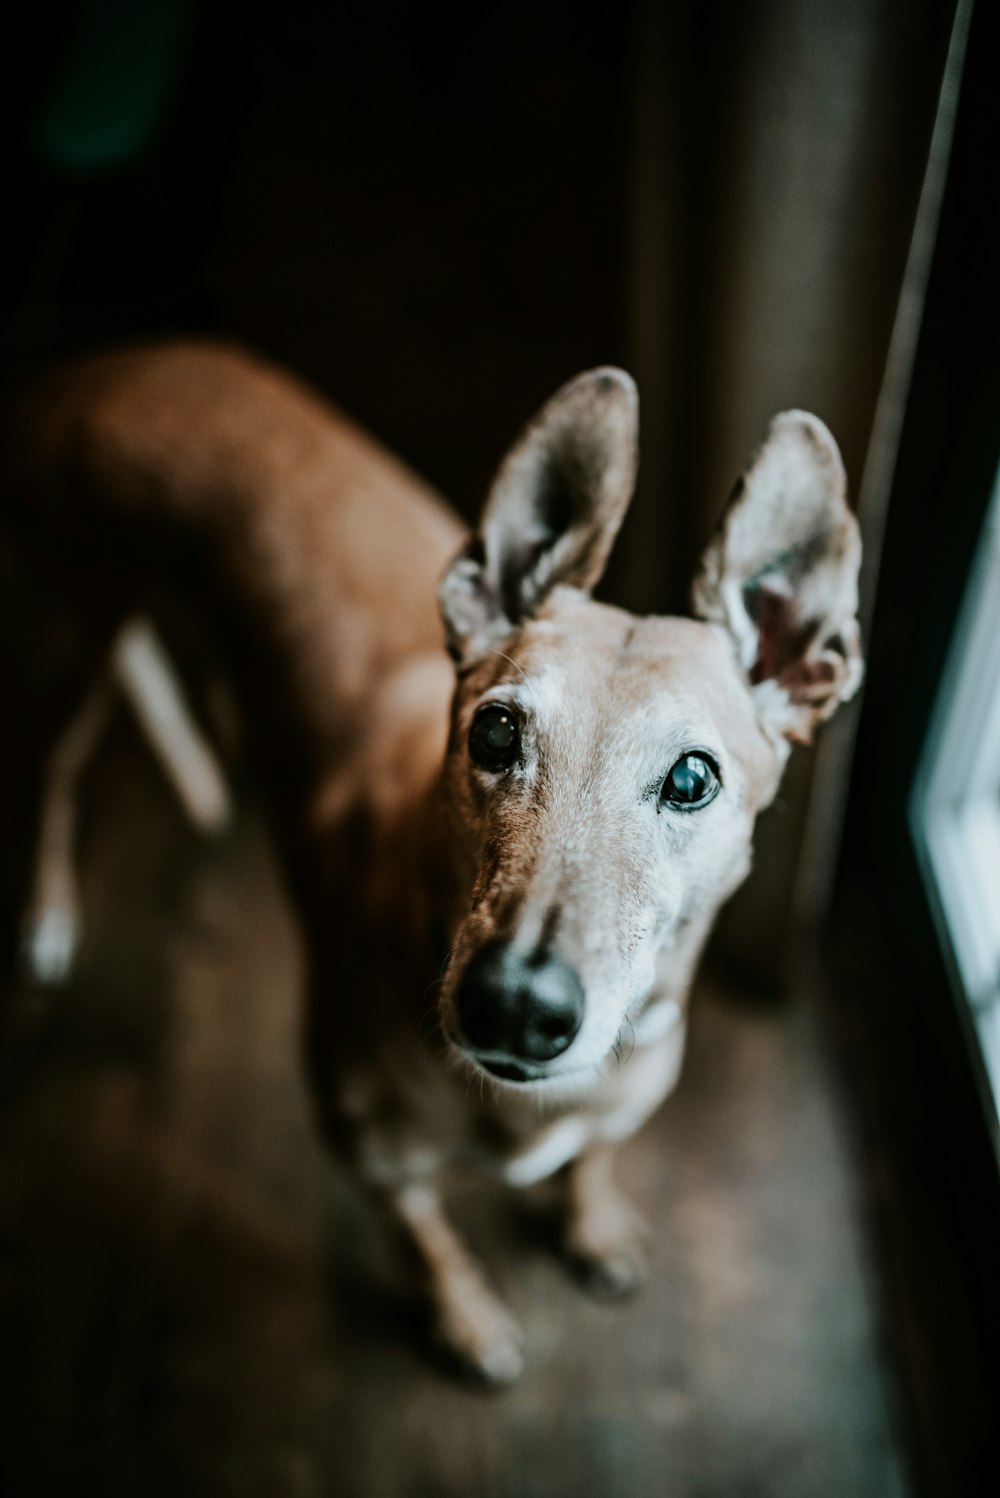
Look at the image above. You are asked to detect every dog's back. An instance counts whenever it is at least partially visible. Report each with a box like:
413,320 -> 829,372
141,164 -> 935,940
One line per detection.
3,342 -> 462,781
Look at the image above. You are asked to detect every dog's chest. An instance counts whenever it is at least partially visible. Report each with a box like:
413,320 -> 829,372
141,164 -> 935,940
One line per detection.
341,1003 -> 686,1192
499,1006 -> 686,1186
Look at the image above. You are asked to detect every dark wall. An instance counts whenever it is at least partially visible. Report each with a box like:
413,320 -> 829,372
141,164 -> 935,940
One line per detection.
4,1 -> 634,515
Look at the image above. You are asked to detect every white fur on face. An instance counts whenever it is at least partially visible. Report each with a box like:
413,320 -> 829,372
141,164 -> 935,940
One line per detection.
439,592 -> 779,1091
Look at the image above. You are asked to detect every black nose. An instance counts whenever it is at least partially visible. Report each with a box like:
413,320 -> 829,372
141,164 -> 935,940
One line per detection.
454,940 -> 585,1065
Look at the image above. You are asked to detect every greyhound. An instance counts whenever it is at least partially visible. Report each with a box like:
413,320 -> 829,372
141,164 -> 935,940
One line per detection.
3,343 -> 862,1383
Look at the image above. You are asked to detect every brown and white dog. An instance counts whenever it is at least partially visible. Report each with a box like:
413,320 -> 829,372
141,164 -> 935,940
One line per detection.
2,343 -> 862,1383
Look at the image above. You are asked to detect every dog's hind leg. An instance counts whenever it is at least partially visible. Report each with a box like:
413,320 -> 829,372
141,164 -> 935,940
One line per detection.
393,1182 -> 524,1386
111,617 -> 231,834
21,617 -> 231,986
21,675 -> 114,985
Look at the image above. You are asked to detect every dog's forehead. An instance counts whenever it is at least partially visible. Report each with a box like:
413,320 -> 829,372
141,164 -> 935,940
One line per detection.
474,596 -> 747,726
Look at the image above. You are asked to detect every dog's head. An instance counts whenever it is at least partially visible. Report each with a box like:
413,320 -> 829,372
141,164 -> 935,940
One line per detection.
437,369 -> 862,1093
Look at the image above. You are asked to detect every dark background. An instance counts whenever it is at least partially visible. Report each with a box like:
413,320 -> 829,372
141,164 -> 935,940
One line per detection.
3,2 -> 997,1494
0,0 -> 961,981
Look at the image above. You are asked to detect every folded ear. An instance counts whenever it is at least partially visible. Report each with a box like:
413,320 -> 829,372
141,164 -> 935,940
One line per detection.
693,410 -> 863,745
439,367 -> 638,662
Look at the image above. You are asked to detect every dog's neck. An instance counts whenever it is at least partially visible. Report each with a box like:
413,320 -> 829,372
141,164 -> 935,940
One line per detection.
298,649 -> 469,964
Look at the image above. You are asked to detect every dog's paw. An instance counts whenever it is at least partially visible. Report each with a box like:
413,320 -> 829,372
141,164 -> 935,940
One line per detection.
21,905 -> 79,986
433,1297 -> 525,1387
571,1243 -> 649,1299
565,1203 -> 651,1300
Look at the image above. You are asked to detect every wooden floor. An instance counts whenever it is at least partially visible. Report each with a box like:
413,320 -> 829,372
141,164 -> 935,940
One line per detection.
0,718 -> 908,1498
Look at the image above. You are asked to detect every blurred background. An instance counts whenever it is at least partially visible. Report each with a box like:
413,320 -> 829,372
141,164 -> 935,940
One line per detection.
0,1 -> 997,1495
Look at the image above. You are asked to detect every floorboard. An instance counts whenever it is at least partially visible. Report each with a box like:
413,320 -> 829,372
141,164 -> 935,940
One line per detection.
0,723 -> 908,1497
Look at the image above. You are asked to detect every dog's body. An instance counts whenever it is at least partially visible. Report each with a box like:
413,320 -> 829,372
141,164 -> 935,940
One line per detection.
3,342 -> 862,1382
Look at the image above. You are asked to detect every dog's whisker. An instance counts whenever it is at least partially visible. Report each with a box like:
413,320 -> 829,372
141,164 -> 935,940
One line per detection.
416,1001 -> 442,1043
620,1019 -> 636,1067
489,649 -> 526,682
438,946 -> 458,978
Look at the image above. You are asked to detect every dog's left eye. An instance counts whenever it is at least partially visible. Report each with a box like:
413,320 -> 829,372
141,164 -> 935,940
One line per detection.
469,704 -> 519,772
660,752 -> 720,811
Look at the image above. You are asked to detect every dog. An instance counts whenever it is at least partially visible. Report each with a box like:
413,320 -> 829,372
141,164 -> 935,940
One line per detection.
2,342 -> 862,1383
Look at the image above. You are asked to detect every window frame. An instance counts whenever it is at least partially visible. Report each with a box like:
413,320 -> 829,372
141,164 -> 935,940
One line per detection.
909,472 -> 1000,1145
826,0 -> 1000,1488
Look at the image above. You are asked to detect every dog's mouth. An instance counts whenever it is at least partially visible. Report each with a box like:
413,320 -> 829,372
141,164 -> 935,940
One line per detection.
451,1039 -> 595,1094
442,1027 -> 558,1086
478,1057 -> 544,1084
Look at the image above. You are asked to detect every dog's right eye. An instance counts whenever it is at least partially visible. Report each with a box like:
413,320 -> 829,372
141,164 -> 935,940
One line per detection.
469,704 -> 519,772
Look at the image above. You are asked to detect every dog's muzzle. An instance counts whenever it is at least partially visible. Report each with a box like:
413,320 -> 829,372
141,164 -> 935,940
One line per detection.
453,939 -> 584,1081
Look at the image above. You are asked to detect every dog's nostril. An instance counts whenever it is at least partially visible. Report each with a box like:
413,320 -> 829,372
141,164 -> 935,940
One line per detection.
456,983 -> 507,1052
537,1010 -> 576,1042
454,941 -> 584,1066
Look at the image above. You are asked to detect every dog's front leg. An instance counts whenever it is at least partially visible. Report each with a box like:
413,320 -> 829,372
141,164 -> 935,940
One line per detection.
564,1142 -> 651,1299
393,1182 -> 524,1386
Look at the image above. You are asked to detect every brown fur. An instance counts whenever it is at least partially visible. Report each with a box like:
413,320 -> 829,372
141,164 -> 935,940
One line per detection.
2,342 -> 862,1383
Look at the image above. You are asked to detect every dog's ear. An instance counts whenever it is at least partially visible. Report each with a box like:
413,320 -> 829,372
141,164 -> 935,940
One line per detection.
439,368 -> 638,661
693,410 -> 863,745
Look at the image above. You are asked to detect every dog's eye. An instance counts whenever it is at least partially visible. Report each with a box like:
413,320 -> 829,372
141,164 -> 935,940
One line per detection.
469,704 -> 519,772
660,752 -> 720,811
